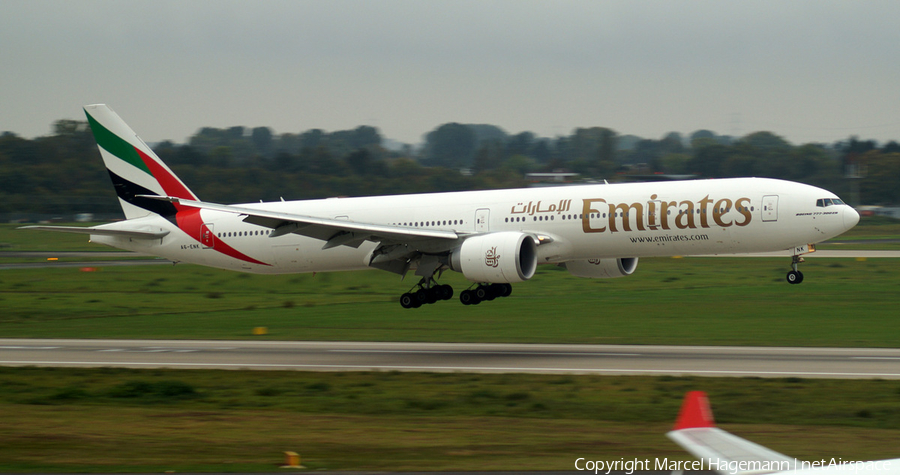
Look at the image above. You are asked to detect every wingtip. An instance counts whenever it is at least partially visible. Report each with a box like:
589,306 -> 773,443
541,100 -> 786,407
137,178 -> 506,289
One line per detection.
673,391 -> 715,430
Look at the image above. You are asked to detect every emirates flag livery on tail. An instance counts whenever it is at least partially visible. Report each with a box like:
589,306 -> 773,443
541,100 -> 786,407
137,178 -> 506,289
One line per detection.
24,105 -> 860,308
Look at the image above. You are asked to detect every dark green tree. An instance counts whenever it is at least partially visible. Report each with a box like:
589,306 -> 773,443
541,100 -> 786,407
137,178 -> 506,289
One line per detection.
423,123 -> 477,168
251,127 -> 273,156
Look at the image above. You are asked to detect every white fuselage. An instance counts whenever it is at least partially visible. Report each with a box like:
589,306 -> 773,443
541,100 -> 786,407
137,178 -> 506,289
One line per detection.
90,177 -> 858,275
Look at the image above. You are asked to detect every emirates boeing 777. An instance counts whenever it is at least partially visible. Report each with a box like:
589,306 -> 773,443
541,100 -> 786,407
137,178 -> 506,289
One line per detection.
23,105 -> 860,308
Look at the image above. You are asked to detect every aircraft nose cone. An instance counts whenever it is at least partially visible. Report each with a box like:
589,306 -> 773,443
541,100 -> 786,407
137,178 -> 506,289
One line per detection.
844,206 -> 860,230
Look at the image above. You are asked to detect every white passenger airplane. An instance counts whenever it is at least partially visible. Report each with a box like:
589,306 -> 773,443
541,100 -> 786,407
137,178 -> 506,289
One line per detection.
23,105 -> 860,308
667,391 -> 900,475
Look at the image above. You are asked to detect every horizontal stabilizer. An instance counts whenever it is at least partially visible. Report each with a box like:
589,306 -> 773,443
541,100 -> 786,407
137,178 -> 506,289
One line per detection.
19,225 -> 169,240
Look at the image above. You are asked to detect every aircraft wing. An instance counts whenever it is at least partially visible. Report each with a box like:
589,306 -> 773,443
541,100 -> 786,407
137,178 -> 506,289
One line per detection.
18,225 -> 169,239
143,196 -> 462,249
667,391 -> 798,475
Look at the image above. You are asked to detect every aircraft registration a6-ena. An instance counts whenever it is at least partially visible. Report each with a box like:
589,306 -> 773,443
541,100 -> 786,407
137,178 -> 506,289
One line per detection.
23,105 -> 860,308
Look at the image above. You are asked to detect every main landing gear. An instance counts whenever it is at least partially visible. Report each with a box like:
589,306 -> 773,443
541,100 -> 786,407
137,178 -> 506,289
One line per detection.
459,283 -> 512,306
399,277 -> 453,308
398,279 -> 514,308
786,254 -> 804,284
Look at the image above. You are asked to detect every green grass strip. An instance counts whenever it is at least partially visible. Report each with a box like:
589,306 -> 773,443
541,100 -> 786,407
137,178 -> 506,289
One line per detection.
1,367 -> 900,472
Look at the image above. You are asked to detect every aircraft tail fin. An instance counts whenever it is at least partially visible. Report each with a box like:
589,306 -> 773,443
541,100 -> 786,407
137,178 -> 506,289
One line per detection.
667,391 -> 797,475
83,104 -> 198,220
673,390 -> 715,430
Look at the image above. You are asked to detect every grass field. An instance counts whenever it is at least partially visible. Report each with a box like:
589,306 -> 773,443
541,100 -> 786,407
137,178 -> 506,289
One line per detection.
2,220 -> 900,471
1,256 -> 899,346
2,367 -> 900,472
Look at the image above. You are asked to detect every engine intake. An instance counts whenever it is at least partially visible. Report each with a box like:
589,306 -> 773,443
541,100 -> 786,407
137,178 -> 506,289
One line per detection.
450,232 -> 538,283
563,257 -> 638,278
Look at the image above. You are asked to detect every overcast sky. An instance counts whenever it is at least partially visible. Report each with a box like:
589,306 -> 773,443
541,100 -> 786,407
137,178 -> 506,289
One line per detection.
3,0 -> 900,146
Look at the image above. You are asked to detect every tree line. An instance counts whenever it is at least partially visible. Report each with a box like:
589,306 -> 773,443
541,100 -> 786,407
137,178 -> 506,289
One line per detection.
1,119 -> 898,217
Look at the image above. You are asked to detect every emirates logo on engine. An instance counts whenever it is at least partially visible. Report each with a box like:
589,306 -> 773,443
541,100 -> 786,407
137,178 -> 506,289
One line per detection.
484,246 -> 500,267
587,258 -> 602,265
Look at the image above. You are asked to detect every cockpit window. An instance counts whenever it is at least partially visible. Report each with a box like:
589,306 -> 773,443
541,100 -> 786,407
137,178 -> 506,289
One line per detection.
816,198 -> 845,207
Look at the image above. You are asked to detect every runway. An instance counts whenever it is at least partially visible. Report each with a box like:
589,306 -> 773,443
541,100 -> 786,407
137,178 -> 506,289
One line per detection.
2,339 -> 900,379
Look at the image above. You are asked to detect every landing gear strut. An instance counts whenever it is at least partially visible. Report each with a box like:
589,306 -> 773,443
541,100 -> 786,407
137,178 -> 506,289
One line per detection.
399,277 -> 453,309
459,283 -> 513,306
786,255 -> 804,284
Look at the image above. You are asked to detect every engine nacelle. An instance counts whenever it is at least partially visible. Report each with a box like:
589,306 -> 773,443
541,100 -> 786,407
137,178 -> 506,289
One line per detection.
450,232 -> 538,283
563,257 -> 638,278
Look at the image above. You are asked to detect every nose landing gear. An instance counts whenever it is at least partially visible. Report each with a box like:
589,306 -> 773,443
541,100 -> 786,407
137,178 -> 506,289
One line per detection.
786,254 -> 804,284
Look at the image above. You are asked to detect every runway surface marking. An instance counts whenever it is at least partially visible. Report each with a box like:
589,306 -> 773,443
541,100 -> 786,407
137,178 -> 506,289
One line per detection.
328,349 -> 642,356
2,339 -> 900,379
2,359 -> 900,379
0,346 -> 60,350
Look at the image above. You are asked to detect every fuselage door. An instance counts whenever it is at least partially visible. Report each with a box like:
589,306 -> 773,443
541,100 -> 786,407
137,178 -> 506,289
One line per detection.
201,223 -> 215,249
646,200 -> 664,230
762,195 -> 778,222
475,208 -> 490,233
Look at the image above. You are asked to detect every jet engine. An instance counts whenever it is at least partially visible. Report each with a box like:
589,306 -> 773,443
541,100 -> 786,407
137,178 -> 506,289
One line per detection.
450,232 -> 538,283
563,257 -> 638,278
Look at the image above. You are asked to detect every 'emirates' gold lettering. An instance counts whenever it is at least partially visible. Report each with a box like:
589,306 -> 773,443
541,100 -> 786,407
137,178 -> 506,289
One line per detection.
698,195 -> 713,228
735,197 -> 752,226
580,194 -> 752,234
713,198 -> 733,227
675,200 -> 695,229
582,198 -> 606,233
609,202 -> 645,232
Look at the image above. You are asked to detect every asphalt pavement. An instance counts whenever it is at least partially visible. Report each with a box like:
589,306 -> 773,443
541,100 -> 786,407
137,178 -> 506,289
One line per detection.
2,339 -> 899,379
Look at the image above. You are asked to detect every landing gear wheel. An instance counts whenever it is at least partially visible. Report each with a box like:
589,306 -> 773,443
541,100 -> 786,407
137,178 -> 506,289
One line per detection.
489,283 -> 512,298
786,270 -> 804,284
460,289 -> 479,305
474,286 -> 489,301
425,287 -> 439,304
438,284 -> 454,301
787,254 -> 806,285
397,270 -> 456,308
493,284 -> 510,299
400,293 -> 420,309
